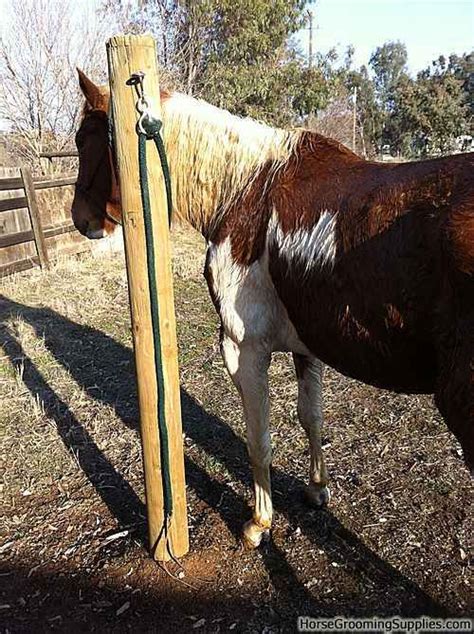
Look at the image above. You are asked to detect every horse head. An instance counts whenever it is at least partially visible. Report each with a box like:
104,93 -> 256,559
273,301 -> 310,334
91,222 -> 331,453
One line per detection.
71,70 -> 121,239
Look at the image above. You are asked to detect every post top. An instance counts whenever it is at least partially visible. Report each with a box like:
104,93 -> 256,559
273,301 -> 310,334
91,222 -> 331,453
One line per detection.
107,34 -> 156,49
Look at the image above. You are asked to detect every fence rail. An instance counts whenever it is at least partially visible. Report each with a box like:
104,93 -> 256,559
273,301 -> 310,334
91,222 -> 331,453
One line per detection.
0,166 -> 79,277
39,150 -> 78,159
0,173 -> 76,192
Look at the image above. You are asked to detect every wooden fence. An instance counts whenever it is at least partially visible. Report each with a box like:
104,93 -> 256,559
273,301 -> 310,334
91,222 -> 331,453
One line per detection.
0,152 -> 109,277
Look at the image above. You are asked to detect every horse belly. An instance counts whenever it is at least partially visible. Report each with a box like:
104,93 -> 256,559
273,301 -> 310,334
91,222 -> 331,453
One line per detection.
270,265 -> 438,394
300,323 -> 437,394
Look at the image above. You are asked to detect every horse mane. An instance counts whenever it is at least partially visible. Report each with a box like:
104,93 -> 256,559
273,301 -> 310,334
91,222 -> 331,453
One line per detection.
161,93 -> 303,235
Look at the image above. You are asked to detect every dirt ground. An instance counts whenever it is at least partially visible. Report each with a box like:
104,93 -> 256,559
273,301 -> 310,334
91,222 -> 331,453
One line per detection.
0,225 -> 472,633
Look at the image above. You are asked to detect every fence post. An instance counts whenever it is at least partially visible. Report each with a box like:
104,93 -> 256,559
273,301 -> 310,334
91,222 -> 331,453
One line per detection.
106,34 -> 188,561
20,167 -> 50,269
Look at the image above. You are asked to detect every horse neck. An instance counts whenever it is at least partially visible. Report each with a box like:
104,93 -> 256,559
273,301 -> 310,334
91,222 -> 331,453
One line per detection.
161,93 -> 300,238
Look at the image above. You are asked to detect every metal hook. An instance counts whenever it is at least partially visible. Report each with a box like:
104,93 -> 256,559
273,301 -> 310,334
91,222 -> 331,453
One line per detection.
126,70 -> 161,138
126,71 -> 145,96
126,71 -> 149,112
137,111 -> 150,136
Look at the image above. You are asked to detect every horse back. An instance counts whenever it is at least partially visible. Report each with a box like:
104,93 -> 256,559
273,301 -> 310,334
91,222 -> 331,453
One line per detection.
265,137 -> 474,392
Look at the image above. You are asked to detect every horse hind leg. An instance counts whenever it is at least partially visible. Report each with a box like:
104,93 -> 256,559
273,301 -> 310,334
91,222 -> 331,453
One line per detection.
435,323 -> 474,473
293,353 -> 330,506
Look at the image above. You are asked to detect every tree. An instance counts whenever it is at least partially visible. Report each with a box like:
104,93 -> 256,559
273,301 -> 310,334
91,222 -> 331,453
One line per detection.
431,52 -> 474,134
175,0 -> 219,95
181,0 -> 310,125
370,41 -> 408,108
329,46 -> 382,156
369,41 -> 409,150
341,65 -> 382,156
124,0 -> 315,126
0,0 -> 109,168
389,65 -> 469,157
291,60 -> 333,124
100,0 -> 186,88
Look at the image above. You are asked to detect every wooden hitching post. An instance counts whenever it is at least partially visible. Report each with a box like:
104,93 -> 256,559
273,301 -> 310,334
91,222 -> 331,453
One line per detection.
106,34 -> 188,561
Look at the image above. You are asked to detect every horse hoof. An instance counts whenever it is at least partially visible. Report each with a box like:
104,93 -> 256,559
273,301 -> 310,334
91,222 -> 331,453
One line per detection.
242,519 -> 270,549
304,482 -> 330,508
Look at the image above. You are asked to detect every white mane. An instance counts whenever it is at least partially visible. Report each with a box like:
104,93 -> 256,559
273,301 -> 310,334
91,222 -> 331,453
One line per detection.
161,93 -> 302,235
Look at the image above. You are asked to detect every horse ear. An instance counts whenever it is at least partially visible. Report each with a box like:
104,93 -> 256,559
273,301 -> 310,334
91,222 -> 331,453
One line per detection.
77,68 -> 105,110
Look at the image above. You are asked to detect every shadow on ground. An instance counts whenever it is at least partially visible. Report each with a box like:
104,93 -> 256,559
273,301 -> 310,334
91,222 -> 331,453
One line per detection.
0,561 -> 263,633
0,294 -> 448,627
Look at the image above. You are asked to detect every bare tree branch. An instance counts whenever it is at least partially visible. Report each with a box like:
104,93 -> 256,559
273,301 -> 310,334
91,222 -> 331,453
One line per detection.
0,0 -> 111,170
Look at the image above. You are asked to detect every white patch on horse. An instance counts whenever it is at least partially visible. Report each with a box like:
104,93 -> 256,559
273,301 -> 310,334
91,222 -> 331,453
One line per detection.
206,236 -> 311,546
270,210 -> 337,274
207,237 -> 308,353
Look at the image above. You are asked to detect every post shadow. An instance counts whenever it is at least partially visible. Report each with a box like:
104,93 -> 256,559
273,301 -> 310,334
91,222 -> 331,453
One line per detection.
0,295 -> 318,618
0,322 -> 147,543
0,295 -> 447,616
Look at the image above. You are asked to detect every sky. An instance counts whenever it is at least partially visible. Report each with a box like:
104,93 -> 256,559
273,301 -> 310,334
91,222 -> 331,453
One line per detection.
298,0 -> 473,74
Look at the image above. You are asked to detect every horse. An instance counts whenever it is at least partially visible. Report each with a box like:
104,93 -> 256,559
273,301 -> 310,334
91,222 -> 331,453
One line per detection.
72,70 -> 474,548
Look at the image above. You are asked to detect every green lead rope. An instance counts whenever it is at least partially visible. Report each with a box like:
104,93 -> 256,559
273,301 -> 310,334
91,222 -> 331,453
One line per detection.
137,116 -> 174,524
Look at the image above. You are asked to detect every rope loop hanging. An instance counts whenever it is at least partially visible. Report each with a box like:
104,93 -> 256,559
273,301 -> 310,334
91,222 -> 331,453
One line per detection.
126,70 -> 174,527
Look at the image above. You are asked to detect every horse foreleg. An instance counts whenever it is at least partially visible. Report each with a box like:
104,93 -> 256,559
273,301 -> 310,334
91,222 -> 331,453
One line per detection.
293,353 -> 330,506
221,334 -> 272,548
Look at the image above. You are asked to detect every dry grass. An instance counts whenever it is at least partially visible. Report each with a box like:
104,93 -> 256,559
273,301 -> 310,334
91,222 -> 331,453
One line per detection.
0,224 -> 472,633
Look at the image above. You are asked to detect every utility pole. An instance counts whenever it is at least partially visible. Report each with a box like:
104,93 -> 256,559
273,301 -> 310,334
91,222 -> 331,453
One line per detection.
352,86 -> 358,152
307,9 -> 313,69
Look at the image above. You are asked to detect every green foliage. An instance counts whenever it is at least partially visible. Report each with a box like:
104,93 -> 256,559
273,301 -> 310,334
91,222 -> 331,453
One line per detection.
176,0 -> 312,125
341,64 -> 383,156
368,42 -> 410,151
389,65 -> 470,157
291,63 -> 333,122
370,41 -> 409,110
431,53 -> 474,131
338,41 -> 472,158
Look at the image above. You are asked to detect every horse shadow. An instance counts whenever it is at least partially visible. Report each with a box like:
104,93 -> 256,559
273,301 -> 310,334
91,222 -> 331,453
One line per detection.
0,294 -> 447,617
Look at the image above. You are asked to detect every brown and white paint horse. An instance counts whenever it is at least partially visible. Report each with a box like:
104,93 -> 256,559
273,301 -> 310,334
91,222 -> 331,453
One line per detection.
72,70 -> 474,548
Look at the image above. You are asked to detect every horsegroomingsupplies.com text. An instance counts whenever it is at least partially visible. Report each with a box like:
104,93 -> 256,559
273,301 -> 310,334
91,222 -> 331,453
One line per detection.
297,616 -> 473,632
